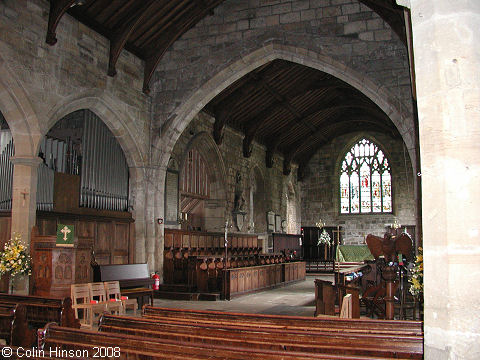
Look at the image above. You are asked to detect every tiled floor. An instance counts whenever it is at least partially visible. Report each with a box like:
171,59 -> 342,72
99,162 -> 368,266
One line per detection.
152,274 -> 333,317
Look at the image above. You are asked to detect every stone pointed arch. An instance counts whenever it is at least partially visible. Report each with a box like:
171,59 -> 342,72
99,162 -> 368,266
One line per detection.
46,92 -> 150,265
157,44 -> 416,175
0,55 -> 42,157
46,90 -> 146,169
178,131 -> 227,231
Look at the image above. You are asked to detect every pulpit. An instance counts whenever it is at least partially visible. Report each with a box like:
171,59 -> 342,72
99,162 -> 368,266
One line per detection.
31,226 -> 93,298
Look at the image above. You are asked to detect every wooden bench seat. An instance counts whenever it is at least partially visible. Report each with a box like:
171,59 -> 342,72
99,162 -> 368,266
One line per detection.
39,323 -> 388,360
0,293 -> 80,329
0,303 -> 36,347
99,314 -> 423,359
143,306 -> 423,336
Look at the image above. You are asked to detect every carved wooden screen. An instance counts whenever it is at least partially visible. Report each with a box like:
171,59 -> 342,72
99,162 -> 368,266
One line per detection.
181,148 -> 209,199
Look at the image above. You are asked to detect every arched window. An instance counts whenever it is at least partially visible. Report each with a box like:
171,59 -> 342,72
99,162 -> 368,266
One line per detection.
340,138 -> 392,214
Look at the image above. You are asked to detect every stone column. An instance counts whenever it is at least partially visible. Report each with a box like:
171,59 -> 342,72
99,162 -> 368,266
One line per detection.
406,1 -> 480,358
10,156 -> 42,246
9,156 -> 42,295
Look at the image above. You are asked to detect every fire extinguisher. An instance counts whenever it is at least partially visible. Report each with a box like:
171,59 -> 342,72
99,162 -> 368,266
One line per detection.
152,272 -> 160,290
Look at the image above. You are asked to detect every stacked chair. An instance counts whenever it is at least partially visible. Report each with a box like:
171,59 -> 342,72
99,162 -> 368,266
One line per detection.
71,281 -> 138,328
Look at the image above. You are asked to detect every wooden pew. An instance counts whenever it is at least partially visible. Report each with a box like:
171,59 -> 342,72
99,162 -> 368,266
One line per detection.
99,314 -> 423,359
0,293 -> 80,329
0,303 -> 36,347
143,306 -> 423,336
39,323 -> 384,360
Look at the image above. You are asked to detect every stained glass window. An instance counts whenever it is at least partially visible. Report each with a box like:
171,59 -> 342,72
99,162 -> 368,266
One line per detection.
340,139 -> 392,214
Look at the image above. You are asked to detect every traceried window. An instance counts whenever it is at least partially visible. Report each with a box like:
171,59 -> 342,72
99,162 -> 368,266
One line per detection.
340,139 -> 392,214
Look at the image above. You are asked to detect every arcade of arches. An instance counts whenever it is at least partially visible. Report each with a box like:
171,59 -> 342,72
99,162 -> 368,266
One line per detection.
0,0 -> 478,359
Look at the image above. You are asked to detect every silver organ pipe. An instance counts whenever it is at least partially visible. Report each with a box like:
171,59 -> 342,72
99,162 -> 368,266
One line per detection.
80,111 -> 129,211
36,163 -> 54,211
36,123 -> 81,211
0,130 -> 14,210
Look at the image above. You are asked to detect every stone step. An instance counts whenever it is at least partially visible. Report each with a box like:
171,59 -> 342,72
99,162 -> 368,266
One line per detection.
158,284 -> 195,292
154,291 -> 220,301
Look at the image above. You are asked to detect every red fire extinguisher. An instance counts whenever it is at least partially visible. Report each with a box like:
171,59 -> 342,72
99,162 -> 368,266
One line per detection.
152,272 -> 160,290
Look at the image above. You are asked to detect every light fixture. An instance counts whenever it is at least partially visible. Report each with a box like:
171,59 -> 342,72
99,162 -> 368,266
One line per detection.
315,219 -> 325,229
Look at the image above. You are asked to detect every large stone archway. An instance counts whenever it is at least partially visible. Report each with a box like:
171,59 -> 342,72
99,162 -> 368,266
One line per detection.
157,44 -> 417,177
46,90 -> 146,169
0,53 -> 43,248
46,92 -> 151,264
178,131 -> 227,232
0,55 -> 42,157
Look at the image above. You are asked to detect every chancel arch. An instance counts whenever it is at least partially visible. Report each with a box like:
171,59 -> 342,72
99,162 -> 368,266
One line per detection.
157,44 -> 416,180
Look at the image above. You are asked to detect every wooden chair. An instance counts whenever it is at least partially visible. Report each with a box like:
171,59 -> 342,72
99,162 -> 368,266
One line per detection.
70,283 -> 95,328
104,281 -> 137,315
89,282 -> 120,322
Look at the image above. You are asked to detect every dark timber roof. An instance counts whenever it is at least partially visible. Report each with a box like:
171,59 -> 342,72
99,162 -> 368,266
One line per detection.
203,59 -> 399,177
45,1 -> 406,178
46,0 -> 406,94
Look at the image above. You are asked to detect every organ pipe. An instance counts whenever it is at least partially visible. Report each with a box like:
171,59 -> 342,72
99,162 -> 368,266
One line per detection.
0,130 -> 14,210
80,111 -> 129,211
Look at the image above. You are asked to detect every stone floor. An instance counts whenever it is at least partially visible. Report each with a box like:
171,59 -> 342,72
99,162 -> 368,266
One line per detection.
151,274 -> 333,317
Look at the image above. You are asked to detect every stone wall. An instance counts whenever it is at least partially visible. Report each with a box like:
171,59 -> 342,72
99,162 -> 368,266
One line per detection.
0,0 -> 153,264
153,0 -> 415,175
168,111 -> 302,235
300,132 -> 415,244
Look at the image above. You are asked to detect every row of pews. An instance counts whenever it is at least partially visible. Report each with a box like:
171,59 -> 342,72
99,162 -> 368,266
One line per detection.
0,293 -> 80,347
36,305 -> 424,359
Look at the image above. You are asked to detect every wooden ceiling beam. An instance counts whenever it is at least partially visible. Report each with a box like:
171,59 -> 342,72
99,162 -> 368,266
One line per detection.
108,0 -> 156,77
46,0 -> 77,45
293,117 -> 398,178
242,80 -> 349,157
213,107 -> 230,145
359,0 -> 406,44
142,1 -> 225,94
104,0 -> 137,28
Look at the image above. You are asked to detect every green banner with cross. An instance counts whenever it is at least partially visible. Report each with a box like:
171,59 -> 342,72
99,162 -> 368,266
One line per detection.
56,224 -> 75,247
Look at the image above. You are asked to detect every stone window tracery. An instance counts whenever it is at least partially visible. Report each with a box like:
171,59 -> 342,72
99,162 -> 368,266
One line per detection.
340,138 -> 392,214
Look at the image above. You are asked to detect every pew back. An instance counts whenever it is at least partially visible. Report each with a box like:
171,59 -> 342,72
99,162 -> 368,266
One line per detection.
143,306 -> 423,336
39,323 -> 380,360
0,293 -> 80,329
99,314 -> 423,359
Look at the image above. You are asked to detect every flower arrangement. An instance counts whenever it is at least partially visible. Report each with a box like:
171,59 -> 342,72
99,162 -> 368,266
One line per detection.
408,247 -> 423,297
0,232 -> 31,278
317,229 -> 331,246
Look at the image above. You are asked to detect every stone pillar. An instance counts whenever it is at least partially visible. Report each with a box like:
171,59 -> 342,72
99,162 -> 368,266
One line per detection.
10,156 -> 42,246
9,156 -> 42,295
407,1 -> 480,358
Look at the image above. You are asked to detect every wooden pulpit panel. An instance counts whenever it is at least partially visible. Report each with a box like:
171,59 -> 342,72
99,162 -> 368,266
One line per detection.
32,250 -> 52,296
